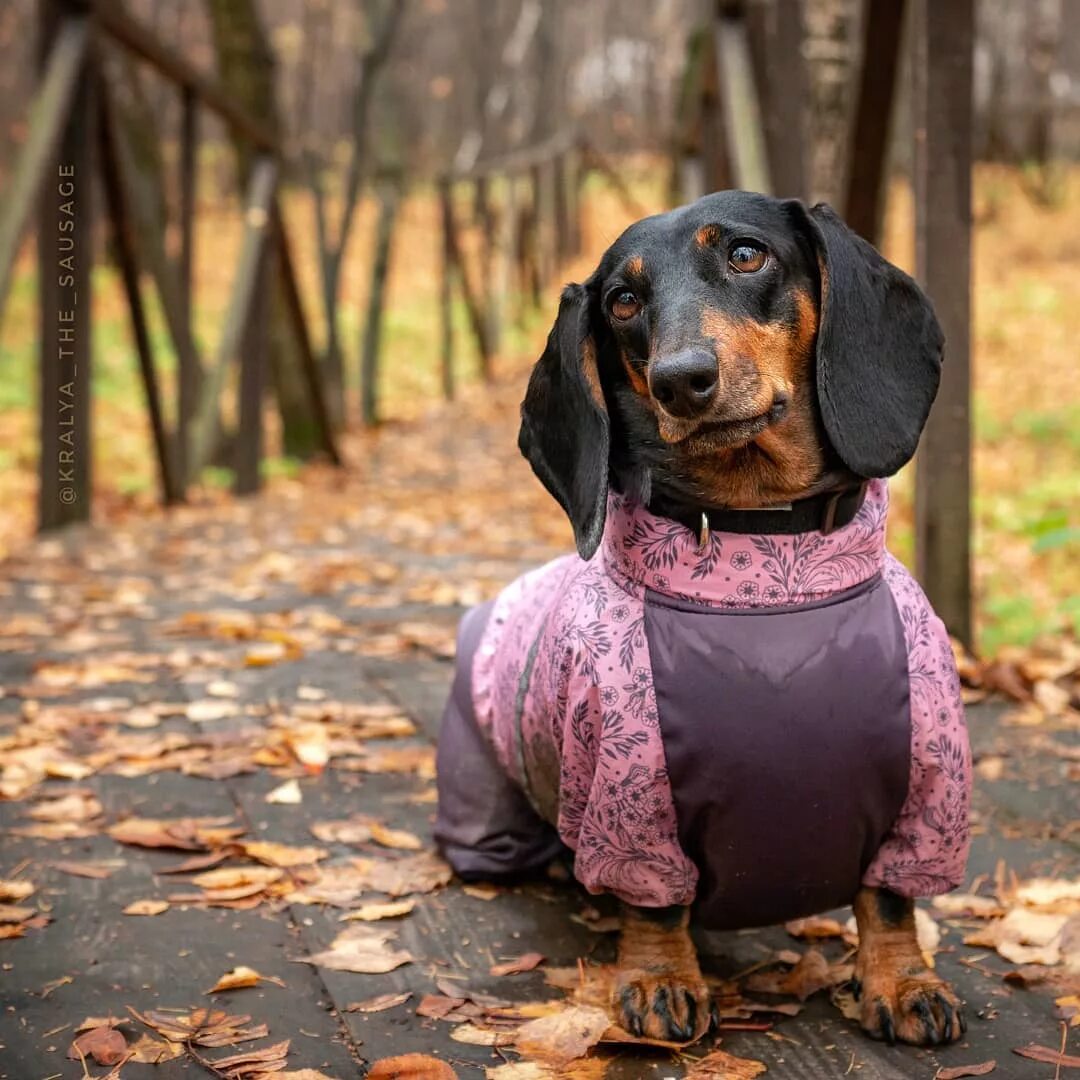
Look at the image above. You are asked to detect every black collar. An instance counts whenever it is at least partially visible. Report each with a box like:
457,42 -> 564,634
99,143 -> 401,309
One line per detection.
655,482 -> 868,539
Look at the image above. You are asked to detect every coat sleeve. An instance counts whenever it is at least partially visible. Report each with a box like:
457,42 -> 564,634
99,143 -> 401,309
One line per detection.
862,554 -> 972,896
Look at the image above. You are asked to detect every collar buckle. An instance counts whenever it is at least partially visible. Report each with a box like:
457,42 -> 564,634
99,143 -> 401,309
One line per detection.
697,511 -> 710,552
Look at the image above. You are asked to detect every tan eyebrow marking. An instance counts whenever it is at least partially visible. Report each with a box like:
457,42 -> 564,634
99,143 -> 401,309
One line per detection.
625,255 -> 645,277
695,224 -> 723,248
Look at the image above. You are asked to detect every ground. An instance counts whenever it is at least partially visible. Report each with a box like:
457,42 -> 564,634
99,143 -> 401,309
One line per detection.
1,375 -> 1078,1079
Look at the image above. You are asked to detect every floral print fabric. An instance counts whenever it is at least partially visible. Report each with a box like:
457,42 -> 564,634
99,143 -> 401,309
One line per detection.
469,479 -> 971,907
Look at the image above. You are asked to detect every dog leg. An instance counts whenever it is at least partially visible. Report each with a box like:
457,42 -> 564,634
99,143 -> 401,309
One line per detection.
611,903 -> 712,1043
853,886 -> 965,1045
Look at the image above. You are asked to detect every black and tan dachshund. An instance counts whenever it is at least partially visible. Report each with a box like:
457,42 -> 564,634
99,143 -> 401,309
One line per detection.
436,191 -> 970,1047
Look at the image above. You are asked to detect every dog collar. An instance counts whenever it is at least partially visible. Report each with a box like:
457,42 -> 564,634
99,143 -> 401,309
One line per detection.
658,482 -> 869,547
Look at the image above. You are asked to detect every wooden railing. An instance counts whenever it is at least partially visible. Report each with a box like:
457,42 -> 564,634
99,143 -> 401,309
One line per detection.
0,0 -> 340,531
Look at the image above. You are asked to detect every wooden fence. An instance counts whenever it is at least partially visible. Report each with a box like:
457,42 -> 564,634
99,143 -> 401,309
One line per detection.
0,0 -> 343,530
676,0 -> 975,646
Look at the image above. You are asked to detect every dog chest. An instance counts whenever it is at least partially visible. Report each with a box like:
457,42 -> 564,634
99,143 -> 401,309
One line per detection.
645,575 -> 911,930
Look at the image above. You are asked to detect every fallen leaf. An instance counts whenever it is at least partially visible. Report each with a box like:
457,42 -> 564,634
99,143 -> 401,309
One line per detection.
266,778 -> 303,804
490,952 -> 545,977
301,925 -> 413,973
340,899 -> 417,922
367,1054 -> 459,1078
369,822 -> 425,851
207,965 -> 286,993
932,893 -> 1007,918
1056,994 -> 1080,1026
186,699 -> 239,723
192,866 -> 284,890
684,1049 -> 768,1078
67,1026 -> 127,1066
746,948 -> 835,1000
1012,1043 -> 1080,1067
123,899 -> 170,916
965,908 -> 1069,965
0,880 -> 34,901
28,790 -> 103,823
935,1062 -> 997,1079
239,840 -> 327,867
356,851 -> 452,897
784,915 -> 851,941
49,860 -> 123,879
514,1005 -> 610,1065
345,991 -> 413,1013
310,818 -> 373,845
207,1037 -> 290,1074
127,1033 -> 184,1064
0,904 -> 36,923
450,1023 -> 507,1046
130,1006 -> 268,1047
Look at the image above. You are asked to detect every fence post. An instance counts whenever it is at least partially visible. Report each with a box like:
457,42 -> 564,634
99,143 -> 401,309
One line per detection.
913,0 -> 974,647
98,80 -> 181,505
439,177 -> 455,400
844,0 -> 908,243
37,0 -> 95,531
177,85 -> 198,485
234,239 -> 270,495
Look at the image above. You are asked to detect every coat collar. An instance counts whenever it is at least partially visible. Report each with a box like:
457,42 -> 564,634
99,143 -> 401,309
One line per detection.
600,479 -> 889,609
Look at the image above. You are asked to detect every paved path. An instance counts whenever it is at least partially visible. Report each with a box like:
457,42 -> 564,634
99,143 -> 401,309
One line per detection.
1,403 -> 1077,1078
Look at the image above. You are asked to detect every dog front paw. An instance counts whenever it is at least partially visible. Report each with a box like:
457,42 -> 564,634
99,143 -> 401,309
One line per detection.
612,967 -> 713,1043
855,968 -> 965,1046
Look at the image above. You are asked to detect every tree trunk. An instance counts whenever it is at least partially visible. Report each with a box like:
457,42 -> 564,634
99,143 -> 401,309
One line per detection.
360,177 -> 402,427
204,0 -> 320,460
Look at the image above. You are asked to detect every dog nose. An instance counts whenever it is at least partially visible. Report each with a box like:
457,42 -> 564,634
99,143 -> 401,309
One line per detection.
648,349 -> 719,419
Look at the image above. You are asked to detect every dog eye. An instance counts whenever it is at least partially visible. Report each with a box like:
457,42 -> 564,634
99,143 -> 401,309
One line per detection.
729,244 -> 768,273
610,290 -> 642,321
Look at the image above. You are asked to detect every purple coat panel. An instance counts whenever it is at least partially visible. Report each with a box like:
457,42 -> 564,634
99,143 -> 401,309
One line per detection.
434,480 -> 972,926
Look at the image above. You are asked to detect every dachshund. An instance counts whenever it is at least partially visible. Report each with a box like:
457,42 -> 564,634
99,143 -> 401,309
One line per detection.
435,191 -> 971,1047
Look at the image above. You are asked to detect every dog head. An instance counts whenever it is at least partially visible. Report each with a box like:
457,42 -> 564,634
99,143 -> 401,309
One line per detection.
519,191 -> 943,559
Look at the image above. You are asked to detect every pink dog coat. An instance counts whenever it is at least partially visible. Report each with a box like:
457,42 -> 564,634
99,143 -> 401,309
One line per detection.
435,480 -> 971,928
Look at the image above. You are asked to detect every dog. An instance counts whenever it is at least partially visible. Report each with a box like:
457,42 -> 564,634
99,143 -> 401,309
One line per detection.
435,191 -> 971,1047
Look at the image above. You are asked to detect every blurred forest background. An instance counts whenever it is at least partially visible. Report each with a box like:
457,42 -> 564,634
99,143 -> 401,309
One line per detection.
0,0 -> 1078,654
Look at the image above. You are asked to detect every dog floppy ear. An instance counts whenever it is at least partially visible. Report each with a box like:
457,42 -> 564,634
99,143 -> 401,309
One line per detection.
798,202 -> 943,478
519,282 -> 610,560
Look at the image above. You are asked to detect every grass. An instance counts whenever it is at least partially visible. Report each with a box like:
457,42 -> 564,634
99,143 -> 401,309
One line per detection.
0,162 -> 1077,654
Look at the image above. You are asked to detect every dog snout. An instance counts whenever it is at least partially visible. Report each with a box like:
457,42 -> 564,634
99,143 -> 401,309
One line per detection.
648,349 -> 719,420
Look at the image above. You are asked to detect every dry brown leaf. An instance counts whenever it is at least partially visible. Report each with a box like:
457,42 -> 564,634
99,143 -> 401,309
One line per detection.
67,1025 -> 127,1066
207,965 -> 286,993
367,1054 -> 459,1078
29,790 -> 103,823
932,893 -> 1007,918
965,908 -> 1069,965
514,1005 -> 610,1065
340,899 -> 417,922
450,1023 -> 507,1046
240,840 -> 328,867
344,991 -> 413,1013
186,699 -> 240,723
49,860 -> 123,879
127,1033 -> 184,1064
123,899 -> 170,916
684,1049 -> 768,1078
107,816 -> 240,851
746,948 -> 835,1001
784,915 -> 852,941
934,1062 -> 997,1079
356,851 -> 452,897
207,1037 -> 290,1073
0,904 -> 36,923
1057,993 -> 1080,1026
490,952 -> 545,977
1012,1043 -> 1080,1067
369,822 -> 425,851
192,866 -> 284,890
302,925 -> 413,973
0,879 -> 34,901
130,1006 -> 268,1047
310,818 -> 373,845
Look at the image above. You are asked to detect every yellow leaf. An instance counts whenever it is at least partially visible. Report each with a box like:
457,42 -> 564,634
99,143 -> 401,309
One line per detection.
123,899 -> 169,916
340,899 -> 417,922
266,778 -> 303,804
206,965 -> 286,994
